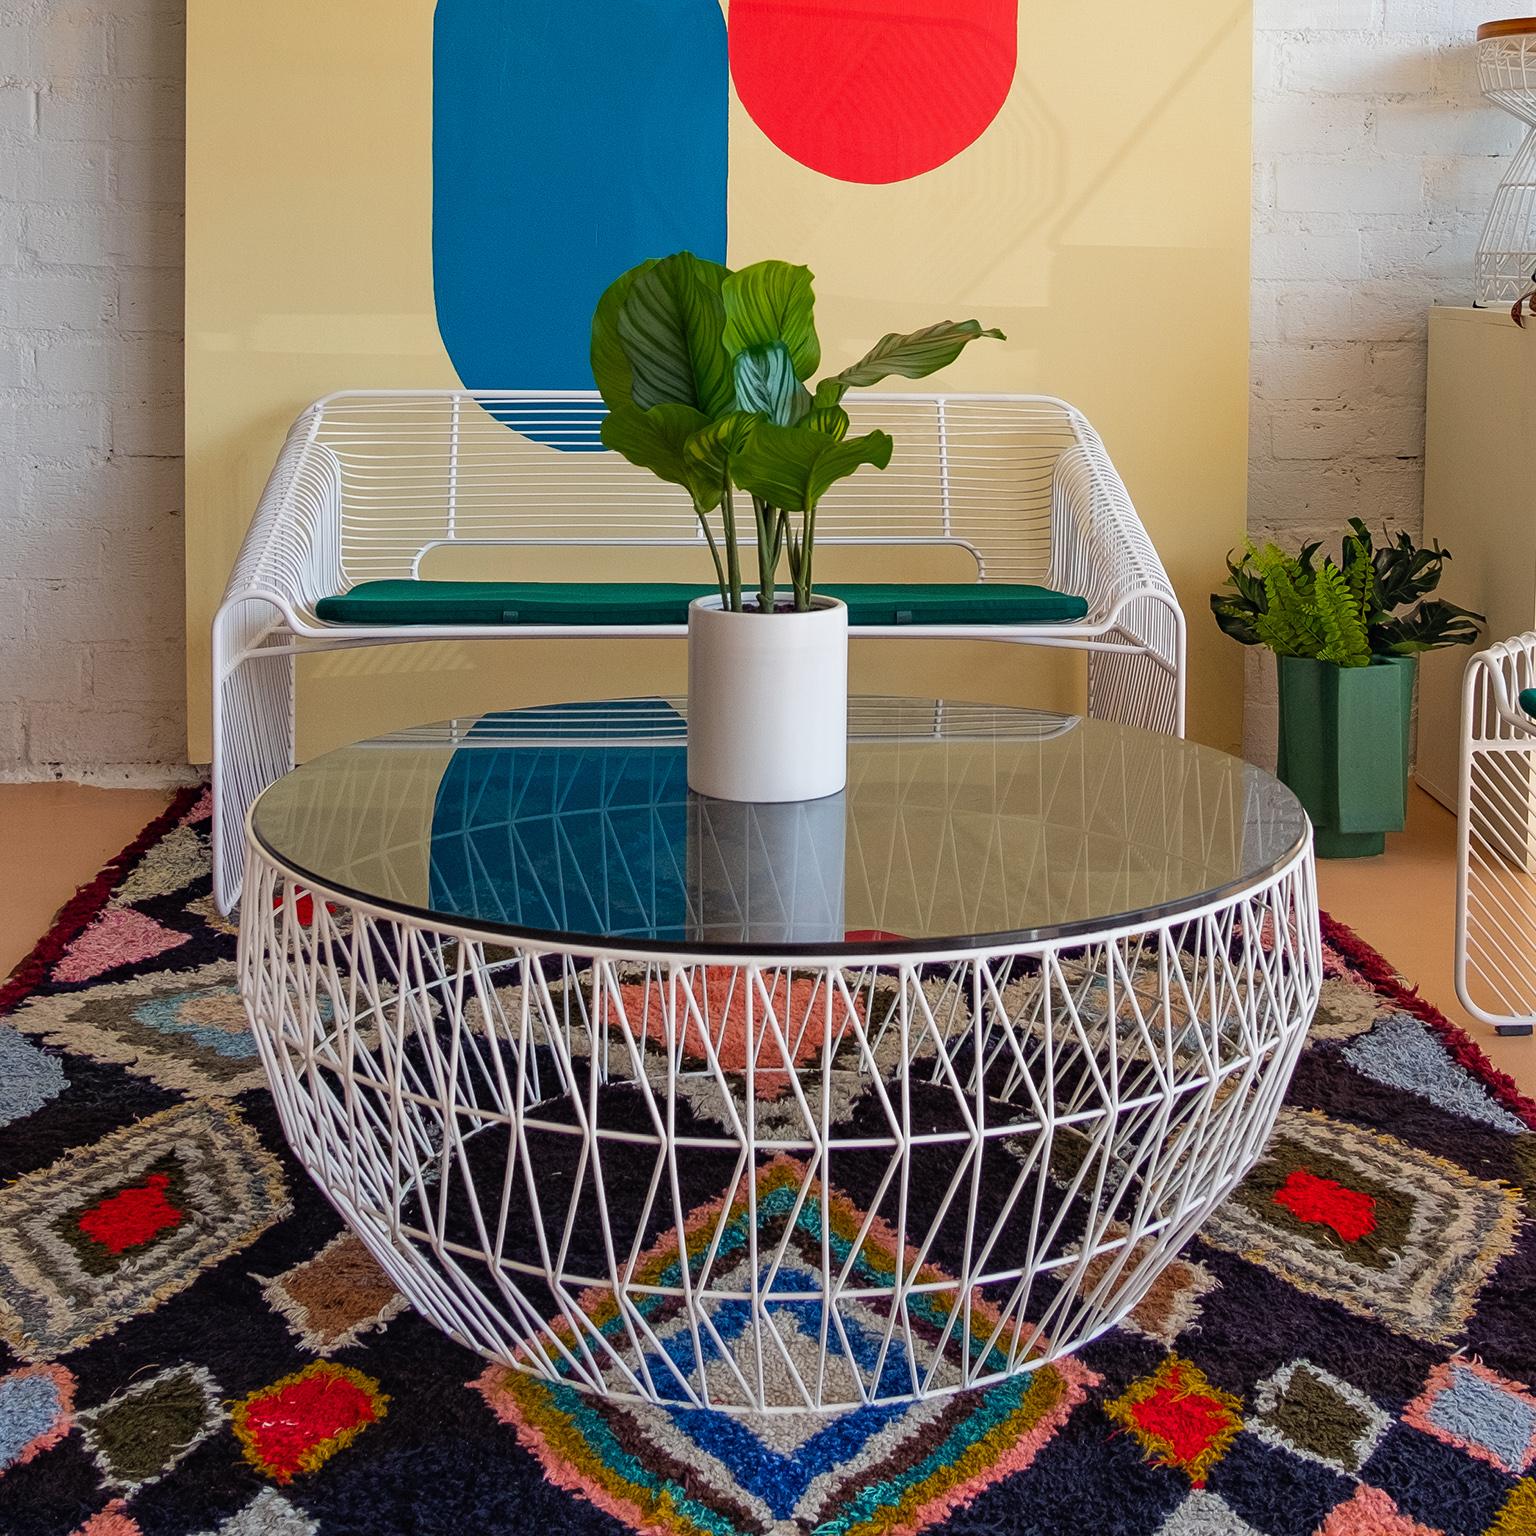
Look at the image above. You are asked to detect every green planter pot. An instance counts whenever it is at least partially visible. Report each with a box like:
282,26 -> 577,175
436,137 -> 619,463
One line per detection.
1275,654 -> 1416,859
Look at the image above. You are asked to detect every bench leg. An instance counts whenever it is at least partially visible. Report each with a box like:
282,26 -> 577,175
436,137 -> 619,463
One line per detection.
1087,595 -> 1186,736
212,598 -> 296,914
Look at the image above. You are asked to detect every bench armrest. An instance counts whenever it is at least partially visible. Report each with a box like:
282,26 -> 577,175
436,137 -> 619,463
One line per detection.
1047,425 -> 1179,637
218,408 -> 343,626
1467,633 -> 1536,741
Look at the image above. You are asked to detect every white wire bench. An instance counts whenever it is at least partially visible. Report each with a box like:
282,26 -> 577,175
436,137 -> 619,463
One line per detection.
212,390 -> 1185,911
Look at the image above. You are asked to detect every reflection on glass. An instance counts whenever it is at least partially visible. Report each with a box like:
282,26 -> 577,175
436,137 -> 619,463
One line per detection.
428,705 -> 690,943
252,698 -> 1306,953
688,794 -> 847,945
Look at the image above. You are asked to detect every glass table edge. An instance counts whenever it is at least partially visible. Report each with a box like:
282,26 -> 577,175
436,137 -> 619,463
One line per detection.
245,815 -> 1315,963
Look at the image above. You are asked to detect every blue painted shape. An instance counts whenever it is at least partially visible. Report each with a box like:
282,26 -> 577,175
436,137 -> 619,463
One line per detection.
432,0 -> 729,414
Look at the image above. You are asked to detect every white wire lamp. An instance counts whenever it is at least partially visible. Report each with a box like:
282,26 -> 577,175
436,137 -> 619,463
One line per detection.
1477,18 -> 1536,306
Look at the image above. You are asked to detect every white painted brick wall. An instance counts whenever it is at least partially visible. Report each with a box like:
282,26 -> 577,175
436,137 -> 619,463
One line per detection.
0,2 -> 1520,780
1247,0 -> 1532,766
0,0 -> 192,784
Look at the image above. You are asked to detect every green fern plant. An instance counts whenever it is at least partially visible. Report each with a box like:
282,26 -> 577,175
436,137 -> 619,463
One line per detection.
1341,533 -> 1374,623
1313,562 -> 1371,666
1212,523 -> 1482,666
1250,542 -> 1331,659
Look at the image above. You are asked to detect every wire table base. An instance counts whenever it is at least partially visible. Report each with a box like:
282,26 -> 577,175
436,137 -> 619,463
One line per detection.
239,833 -> 1319,1415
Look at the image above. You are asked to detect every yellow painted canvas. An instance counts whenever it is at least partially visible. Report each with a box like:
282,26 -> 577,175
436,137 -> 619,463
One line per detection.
185,0 -> 1250,762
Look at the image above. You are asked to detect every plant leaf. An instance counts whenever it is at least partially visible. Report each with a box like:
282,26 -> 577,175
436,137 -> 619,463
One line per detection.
811,377 -> 848,411
1210,592 -> 1262,647
722,261 -> 820,380
616,252 -> 735,418
1251,542 -> 1328,659
1311,560 -> 1371,666
1375,599 -> 1484,653
683,411 -> 758,507
601,402 -> 714,508
806,402 -> 850,440
1371,524 -> 1451,611
590,258 -> 656,411
832,319 -> 1005,390
733,342 -> 811,426
1210,547 -> 1272,646
729,418 -> 893,511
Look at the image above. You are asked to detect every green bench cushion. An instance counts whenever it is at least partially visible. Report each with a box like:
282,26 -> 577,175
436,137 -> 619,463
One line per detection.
315,580 -> 1089,628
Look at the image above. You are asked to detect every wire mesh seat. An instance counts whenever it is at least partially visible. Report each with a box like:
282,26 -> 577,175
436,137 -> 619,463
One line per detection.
213,391 -> 1185,912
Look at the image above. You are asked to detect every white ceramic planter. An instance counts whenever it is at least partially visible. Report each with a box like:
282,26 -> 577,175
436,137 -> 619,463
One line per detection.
686,594 -> 849,802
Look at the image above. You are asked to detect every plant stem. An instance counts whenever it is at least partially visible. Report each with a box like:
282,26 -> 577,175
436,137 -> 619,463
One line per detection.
783,512 -> 807,611
797,502 -> 818,611
776,507 -> 795,610
720,489 -> 743,613
698,510 -> 727,606
753,494 -> 778,612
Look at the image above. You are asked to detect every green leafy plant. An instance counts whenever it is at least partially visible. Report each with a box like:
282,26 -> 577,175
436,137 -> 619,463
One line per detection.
1210,519 -> 1483,666
592,251 -> 1004,613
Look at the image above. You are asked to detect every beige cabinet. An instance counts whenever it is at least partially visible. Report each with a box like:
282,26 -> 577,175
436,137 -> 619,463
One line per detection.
1416,306 -> 1536,809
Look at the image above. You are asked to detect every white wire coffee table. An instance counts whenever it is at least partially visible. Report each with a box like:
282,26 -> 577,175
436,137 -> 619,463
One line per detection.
239,697 -> 1319,1414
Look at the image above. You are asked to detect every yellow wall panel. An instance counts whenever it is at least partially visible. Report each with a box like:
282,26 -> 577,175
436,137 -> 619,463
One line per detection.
186,1 -> 1249,761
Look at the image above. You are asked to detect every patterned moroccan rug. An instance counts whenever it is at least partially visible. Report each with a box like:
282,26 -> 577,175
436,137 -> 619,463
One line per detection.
1,789 -> 1535,1536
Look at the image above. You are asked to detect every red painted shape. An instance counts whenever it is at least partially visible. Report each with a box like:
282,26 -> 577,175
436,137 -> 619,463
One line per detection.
729,0 -> 1017,184
77,1172 -> 183,1255
843,929 -> 909,943
239,1368 -> 381,1484
1272,1167 -> 1378,1243
1129,1367 -> 1236,1476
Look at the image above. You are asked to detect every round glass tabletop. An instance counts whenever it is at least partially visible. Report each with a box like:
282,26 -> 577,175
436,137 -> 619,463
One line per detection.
249,697 -> 1309,956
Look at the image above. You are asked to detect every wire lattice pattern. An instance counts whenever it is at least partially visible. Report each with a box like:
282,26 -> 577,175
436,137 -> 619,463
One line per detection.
1458,633 -> 1536,1034
240,839 -> 1319,1414
212,392 -> 1186,913
1478,33 -> 1536,304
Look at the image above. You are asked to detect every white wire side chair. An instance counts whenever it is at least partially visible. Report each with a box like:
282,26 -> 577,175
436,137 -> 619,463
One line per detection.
1458,632 -> 1536,1034
212,391 -> 1186,912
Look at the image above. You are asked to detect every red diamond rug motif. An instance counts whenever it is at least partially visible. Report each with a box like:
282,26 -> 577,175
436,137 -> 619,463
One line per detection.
232,1362 -> 387,1484
1199,1106 -> 1522,1344
0,1100 -> 288,1360
1105,1355 -> 1243,1487
1271,1166 -> 1377,1242
76,1171 -> 184,1256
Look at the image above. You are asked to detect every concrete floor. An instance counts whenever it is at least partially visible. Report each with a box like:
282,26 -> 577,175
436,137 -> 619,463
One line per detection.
0,780 -> 1532,1097
0,782 -> 173,981
1312,784 -> 1536,1092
